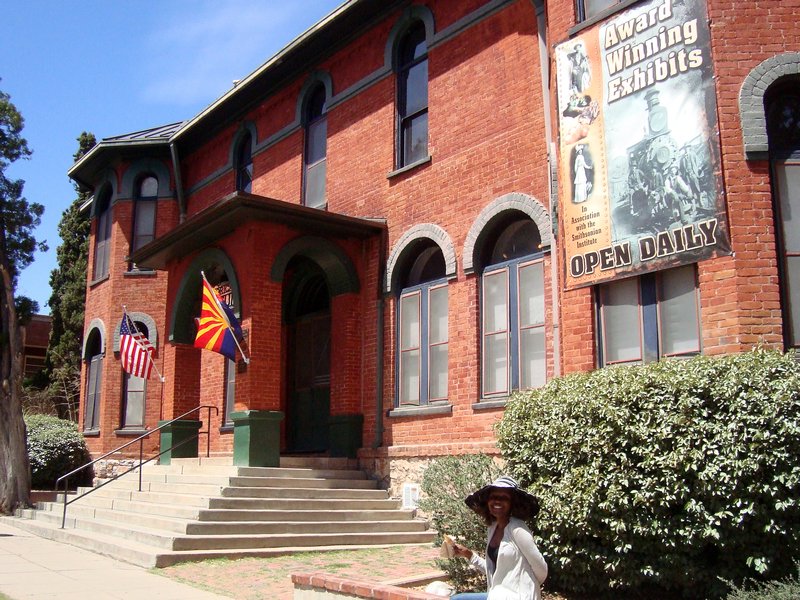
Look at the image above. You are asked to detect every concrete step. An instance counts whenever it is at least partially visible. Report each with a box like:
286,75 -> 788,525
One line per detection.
195,508 -> 416,522
142,464 -> 368,481
219,486 -> 387,499
11,454 -> 432,568
208,496 -> 400,510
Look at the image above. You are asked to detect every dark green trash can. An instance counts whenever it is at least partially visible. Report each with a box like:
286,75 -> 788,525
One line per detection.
329,414 -> 363,458
231,410 -> 284,467
158,419 -> 202,465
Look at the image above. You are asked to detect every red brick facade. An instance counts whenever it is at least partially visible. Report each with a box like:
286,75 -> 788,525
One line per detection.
73,0 -> 800,493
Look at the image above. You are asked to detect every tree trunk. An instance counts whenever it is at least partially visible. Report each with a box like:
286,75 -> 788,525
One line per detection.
0,253 -> 31,514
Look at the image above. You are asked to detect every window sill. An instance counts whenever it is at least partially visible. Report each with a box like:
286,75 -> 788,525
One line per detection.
88,274 -> 109,288
124,269 -> 156,278
472,398 -> 508,410
82,429 -> 101,437
219,425 -> 234,434
388,402 -> 452,418
387,155 -> 432,179
114,428 -> 148,437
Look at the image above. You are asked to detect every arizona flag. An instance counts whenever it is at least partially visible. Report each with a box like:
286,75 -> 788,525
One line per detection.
194,276 -> 243,361
120,312 -> 155,379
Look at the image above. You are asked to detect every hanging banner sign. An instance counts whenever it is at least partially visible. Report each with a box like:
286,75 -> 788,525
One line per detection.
555,0 -> 731,289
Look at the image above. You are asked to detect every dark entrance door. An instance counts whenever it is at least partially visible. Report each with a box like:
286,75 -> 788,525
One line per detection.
285,261 -> 331,453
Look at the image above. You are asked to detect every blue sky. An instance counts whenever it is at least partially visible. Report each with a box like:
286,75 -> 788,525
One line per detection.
2,0 -> 343,313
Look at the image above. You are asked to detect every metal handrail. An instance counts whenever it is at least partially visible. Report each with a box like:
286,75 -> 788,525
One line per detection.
56,405 -> 219,528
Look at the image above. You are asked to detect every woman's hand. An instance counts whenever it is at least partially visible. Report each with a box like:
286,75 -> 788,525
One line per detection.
452,542 -> 473,560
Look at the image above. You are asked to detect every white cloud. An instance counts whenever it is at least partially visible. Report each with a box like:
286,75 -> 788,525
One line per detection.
140,0 -> 341,108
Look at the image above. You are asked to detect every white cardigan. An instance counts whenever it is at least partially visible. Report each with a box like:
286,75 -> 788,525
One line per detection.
469,517 -> 548,600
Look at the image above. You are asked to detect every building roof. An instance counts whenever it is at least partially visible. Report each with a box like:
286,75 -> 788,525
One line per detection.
128,192 -> 386,270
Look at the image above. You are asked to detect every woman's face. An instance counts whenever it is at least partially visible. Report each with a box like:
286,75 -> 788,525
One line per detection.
487,490 -> 512,521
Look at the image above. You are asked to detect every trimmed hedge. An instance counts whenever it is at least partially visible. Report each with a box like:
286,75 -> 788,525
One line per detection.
496,348 -> 800,599
25,414 -> 91,489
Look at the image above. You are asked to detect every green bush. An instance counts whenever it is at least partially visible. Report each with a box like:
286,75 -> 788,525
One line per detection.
496,347 -> 800,599
418,454 -> 502,593
725,564 -> 800,600
25,414 -> 91,489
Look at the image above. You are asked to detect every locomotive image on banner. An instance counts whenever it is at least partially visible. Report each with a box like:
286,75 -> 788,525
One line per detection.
555,0 -> 731,290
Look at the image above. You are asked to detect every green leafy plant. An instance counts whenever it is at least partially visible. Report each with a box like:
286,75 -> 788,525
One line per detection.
496,347 -> 800,599
418,453 -> 502,592
25,414 -> 91,489
724,563 -> 800,600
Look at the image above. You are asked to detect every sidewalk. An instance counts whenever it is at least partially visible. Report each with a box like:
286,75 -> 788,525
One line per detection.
0,520 -> 229,600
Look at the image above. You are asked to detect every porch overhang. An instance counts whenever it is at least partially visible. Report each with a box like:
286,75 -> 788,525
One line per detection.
128,192 -> 386,270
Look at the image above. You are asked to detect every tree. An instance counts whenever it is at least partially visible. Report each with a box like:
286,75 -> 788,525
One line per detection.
0,83 -> 46,514
44,132 -> 94,420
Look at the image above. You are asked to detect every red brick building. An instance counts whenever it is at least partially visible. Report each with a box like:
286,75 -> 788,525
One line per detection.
70,0 -> 800,495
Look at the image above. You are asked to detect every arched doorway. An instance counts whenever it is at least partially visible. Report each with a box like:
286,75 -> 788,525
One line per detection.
284,257 -> 331,452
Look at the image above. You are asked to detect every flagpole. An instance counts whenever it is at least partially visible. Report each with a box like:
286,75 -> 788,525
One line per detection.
123,305 -> 166,382
200,272 -> 250,364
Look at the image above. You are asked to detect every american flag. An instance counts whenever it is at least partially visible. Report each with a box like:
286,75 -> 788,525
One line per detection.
120,313 -> 155,379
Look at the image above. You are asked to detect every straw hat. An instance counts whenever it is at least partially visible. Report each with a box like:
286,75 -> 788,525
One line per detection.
465,476 -> 540,520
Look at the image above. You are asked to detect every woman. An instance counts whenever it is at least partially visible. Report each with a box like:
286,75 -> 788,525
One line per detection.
452,476 -> 548,600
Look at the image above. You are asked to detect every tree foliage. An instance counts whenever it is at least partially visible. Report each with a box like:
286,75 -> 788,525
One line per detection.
44,132 -> 94,419
0,82 -> 46,514
496,348 -> 800,599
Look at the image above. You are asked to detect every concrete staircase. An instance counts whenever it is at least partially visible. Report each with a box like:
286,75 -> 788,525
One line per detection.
7,456 -> 435,568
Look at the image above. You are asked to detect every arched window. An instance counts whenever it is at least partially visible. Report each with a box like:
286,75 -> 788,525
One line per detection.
767,83 -> 800,347
397,242 -> 448,406
236,132 -> 253,193
303,84 -> 327,209
84,329 -> 104,432
395,21 -> 428,168
93,187 -> 113,279
481,217 -> 545,398
131,176 -> 157,269
121,322 -> 149,429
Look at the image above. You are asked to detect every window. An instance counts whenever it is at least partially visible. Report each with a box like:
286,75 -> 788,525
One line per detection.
396,21 -> 428,168
397,245 -> 448,406
597,265 -> 700,366
481,219 -> 546,398
84,330 -> 103,432
223,358 -> 236,426
767,88 -> 800,348
93,187 -> 112,279
236,132 -> 253,193
121,323 -> 148,429
303,84 -> 327,209
130,176 -> 157,269
577,0 -> 624,22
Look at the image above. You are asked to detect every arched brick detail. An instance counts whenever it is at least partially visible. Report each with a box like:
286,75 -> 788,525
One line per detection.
385,223 -> 457,293
271,236 -> 359,297
229,121 -> 258,166
740,53 -> 800,160
463,192 -> 551,274
384,5 -> 435,69
82,318 -> 107,360
120,158 -> 172,199
112,311 -> 158,352
295,71 -> 334,124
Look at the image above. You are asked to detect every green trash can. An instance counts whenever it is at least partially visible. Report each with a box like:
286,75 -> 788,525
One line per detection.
158,419 -> 202,465
329,414 -> 364,458
231,410 -> 284,467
